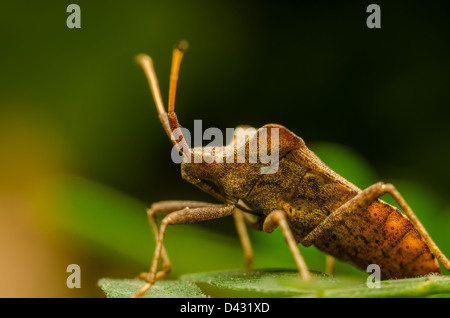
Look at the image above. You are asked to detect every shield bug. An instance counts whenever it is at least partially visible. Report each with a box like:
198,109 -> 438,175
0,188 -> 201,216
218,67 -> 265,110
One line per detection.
132,42 -> 450,298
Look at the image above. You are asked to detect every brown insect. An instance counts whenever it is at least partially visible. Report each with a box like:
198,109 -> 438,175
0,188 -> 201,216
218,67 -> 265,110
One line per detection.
132,42 -> 450,298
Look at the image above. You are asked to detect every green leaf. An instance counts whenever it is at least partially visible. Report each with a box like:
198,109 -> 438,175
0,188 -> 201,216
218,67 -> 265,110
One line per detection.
322,275 -> 450,298
182,269 -> 311,297
98,278 -> 206,298
100,270 -> 450,298
180,269 -> 364,298
179,270 -> 450,298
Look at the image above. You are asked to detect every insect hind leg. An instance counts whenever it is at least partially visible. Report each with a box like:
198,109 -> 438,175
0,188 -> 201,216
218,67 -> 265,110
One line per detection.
381,183 -> 450,272
303,182 -> 450,273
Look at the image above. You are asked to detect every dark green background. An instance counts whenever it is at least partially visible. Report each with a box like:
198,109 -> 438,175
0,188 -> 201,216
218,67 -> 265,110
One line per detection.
0,1 -> 449,297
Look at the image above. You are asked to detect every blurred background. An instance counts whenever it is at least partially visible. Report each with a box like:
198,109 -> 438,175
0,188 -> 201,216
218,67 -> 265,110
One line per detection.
0,1 -> 449,297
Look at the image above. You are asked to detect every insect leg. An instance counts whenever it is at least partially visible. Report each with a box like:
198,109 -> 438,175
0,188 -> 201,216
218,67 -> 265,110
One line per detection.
380,183 -> 450,271
263,210 -> 312,281
326,255 -> 336,275
233,209 -> 254,270
139,201 -> 223,281
302,182 -> 450,271
236,199 -> 265,231
132,204 -> 236,298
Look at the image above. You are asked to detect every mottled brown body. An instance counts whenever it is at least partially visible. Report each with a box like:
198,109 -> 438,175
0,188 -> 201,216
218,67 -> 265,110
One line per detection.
243,148 -> 440,279
133,44 -> 447,297
181,124 -> 441,279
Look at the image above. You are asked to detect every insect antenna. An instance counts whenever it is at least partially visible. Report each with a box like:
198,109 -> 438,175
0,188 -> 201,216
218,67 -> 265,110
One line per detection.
136,41 -> 191,159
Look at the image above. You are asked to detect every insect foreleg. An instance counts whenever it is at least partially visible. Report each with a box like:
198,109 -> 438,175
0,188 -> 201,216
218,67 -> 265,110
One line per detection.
148,201 -> 257,272
263,210 -> 312,281
132,204 -> 236,298
138,201 -> 224,282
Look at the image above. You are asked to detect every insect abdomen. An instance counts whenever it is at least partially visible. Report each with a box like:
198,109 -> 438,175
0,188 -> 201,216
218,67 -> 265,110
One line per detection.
243,150 -> 440,279
311,199 -> 441,279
